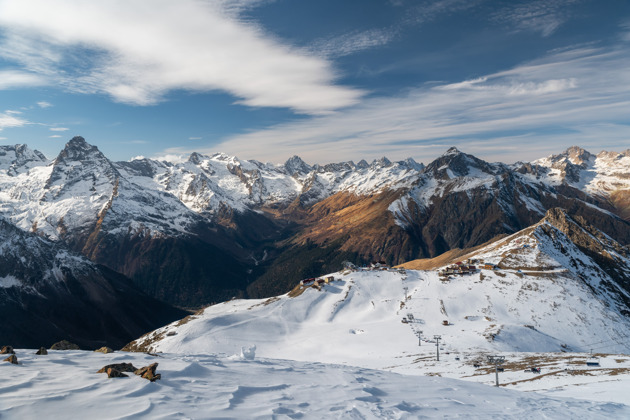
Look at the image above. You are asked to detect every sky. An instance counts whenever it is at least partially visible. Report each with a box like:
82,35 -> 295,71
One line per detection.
0,0 -> 629,165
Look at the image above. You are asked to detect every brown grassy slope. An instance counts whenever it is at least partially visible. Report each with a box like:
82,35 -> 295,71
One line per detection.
287,189 -> 420,264
398,235 -> 507,270
610,190 -> 630,221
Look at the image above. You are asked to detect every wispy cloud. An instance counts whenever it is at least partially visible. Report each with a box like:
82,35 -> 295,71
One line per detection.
0,112 -> 29,130
0,0 -> 362,114
0,70 -> 47,89
311,28 -> 397,57
310,0 -> 482,58
189,137 -> 202,140
491,0 -> 582,37
49,135 -> 62,138
37,101 -> 52,108
206,43 -> 630,164
49,127 -> 69,131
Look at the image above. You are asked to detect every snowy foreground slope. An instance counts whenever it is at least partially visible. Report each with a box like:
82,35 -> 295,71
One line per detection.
1,350 -> 628,419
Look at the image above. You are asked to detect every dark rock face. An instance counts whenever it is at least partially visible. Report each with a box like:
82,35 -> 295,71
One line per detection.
0,219 -> 188,349
35,347 -> 48,355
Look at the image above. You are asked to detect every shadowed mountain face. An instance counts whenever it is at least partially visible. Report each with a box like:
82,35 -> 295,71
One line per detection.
1,137 -> 629,305
0,218 -> 187,349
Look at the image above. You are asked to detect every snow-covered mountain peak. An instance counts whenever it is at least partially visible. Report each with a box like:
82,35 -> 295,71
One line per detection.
0,144 -> 48,176
424,147 -> 496,179
283,155 -> 311,176
402,157 -> 424,171
443,146 -> 461,156
370,156 -> 392,168
533,146 -> 630,200
563,146 -> 594,166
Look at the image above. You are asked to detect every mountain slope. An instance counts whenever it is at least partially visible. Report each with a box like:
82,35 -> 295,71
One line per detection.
127,209 -> 630,367
0,217 -> 187,349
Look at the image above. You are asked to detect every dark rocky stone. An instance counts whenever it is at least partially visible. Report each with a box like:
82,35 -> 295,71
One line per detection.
0,345 -> 15,354
97,363 -> 138,374
106,368 -> 128,378
35,347 -> 48,355
50,340 -> 80,350
3,354 -> 18,364
134,362 -> 161,381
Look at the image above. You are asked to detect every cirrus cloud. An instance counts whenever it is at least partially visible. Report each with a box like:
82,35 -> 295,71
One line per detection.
207,43 -> 630,164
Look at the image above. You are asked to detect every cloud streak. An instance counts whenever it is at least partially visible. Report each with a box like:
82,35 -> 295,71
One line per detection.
0,112 -> 29,131
0,0 -> 362,114
207,43 -> 630,164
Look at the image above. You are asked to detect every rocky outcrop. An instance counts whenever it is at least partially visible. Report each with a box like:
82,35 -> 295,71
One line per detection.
0,345 -> 14,354
98,363 -> 138,374
35,347 -> 48,355
94,347 -> 114,354
3,354 -> 18,364
50,340 -> 80,350
135,363 -> 161,382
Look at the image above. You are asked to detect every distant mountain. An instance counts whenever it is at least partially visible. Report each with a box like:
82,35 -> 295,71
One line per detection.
126,208 -> 630,360
0,217 -> 186,349
1,137 -> 629,306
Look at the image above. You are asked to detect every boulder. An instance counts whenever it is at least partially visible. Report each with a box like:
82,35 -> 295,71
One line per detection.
94,347 -> 114,354
0,345 -> 15,354
35,347 -> 48,355
106,368 -> 128,378
50,340 -> 80,350
134,363 -> 161,382
97,363 -> 138,374
3,354 -> 18,364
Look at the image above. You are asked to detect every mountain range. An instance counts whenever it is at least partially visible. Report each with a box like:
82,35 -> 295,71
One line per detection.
1,137 -> 629,310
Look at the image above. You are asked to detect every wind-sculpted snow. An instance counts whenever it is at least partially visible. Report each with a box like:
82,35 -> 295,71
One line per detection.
1,350 -> 629,419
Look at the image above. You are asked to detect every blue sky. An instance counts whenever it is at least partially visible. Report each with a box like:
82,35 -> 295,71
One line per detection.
0,0 -> 628,165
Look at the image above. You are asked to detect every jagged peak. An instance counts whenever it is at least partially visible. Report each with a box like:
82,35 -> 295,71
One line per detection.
401,157 -> 424,171
356,159 -> 369,169
563,146 -> 593,165
370,157 -> 392,168
425,147 -> 493,178
55,136 -> 108,163
188,152 -> 208,165
443,146 -> 461,156
284,155 -> 312,176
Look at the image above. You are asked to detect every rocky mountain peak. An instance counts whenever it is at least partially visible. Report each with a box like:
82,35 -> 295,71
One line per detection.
402,157 -> 424,171
444,146 -> 461,156
563,146 -> 593,166
0,144 -> 48,175
45,136 -> 120,194
284,155 -> 311,176
356,159 -> 369,169
188,152 -> 203,165
370,157 -> 392,168
425,147 -> 493,179
54,136 -> 111,165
